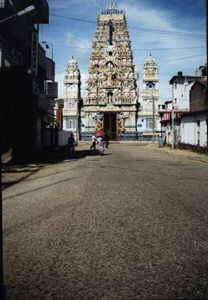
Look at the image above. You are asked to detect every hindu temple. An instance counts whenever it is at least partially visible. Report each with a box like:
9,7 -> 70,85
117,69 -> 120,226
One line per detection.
81,1 -> 138,140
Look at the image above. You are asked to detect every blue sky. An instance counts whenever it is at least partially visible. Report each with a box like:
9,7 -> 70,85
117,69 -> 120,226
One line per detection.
40,0 -> 206,101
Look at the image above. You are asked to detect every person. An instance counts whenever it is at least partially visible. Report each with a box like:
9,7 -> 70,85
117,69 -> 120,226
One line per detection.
103,133 -> 109,149
90,135 -> 97,151
97,136 -> 105,155
68,132 -> 75,157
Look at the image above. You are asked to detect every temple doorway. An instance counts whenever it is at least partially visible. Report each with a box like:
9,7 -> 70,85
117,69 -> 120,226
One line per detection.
104,112 -> 117,140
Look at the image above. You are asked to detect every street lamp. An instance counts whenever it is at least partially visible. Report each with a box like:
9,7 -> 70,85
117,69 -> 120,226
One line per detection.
0,5 -> 36,23
42,41 -> 54,61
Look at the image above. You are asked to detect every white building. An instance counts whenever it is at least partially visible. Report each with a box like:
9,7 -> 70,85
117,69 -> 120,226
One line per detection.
169,71 -> 201,111
180,80 -> 208,148
181,112 -> 208,147
63,57 -> 81,142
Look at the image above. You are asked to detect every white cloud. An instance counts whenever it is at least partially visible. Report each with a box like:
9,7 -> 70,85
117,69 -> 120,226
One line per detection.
53,0 -> 205,102
65,33 -> 91,54
122,3 -> 174,32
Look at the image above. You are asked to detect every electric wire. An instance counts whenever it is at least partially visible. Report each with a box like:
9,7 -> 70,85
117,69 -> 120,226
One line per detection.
50,13 -> 205,37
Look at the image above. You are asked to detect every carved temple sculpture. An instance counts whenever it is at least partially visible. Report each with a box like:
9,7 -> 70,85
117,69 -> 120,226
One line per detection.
81,1 -> 139,140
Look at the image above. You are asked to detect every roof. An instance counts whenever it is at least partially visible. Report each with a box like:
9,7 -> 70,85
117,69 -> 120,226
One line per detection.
158,110 -> 189,114
191,80 -> 207,88
181,109 -> 208,117
169,75 -> 201,84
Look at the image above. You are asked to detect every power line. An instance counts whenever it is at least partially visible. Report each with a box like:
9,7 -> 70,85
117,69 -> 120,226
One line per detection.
133,47 -> 203,51
50,13 -> 205,37
51,14 -> 95,24
167,54 -> 204,62
50,42 -> 203,52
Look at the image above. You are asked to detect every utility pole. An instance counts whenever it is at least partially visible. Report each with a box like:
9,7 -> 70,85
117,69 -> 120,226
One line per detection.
171,102 -> 175,149
206,0 -> 208,98
152,91 -> 156,142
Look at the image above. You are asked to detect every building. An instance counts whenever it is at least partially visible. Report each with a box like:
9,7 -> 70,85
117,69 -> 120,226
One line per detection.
158,101 -> 189,145
195,64 -> 207,78
81,1 -> 138,141
139,54 -> 160,140
0,0 -> 58,162
169,71 -> 201,111
159,66 -> 207,148
180,80 -> 208,149
63,57 -> 81,142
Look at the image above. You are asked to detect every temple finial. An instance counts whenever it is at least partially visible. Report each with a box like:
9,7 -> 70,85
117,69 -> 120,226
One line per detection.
109,1 -> 117,9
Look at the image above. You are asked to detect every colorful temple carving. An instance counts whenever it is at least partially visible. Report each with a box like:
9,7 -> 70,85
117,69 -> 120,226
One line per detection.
81,1 -> 139,140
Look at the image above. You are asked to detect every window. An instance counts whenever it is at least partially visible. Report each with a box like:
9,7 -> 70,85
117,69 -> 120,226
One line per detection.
66,117 -> 76,129
107,91 -> 113,103
146,118 -> 153,129
106,61 -> 114,70
66,118 -> 70,129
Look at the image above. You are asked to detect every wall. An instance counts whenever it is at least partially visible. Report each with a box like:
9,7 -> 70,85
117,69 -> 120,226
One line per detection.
172,81 -> 193,111
190,83 -> 207,112
181,114 -> 208,147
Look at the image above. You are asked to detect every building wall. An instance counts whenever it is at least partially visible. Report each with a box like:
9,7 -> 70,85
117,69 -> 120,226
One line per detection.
181,114 -> 208,147
190,83 -> 207,112
172,81 -> 193,111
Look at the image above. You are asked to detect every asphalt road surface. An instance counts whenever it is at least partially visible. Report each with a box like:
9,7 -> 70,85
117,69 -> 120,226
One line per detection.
3,144 -> 208,300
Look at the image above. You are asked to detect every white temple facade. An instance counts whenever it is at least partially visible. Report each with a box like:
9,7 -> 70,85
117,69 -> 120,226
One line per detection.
63,57 -> 81,141
138,54 -> 160,139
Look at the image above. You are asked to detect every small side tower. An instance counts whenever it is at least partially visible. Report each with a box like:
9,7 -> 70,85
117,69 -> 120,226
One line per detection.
63,57 -> 81,141
138,54 -> 160,139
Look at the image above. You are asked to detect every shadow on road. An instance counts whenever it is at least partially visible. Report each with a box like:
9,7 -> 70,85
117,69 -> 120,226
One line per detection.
2,147 -> 107,191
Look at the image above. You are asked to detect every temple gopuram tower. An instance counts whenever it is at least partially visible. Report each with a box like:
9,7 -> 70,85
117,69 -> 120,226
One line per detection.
81,1 -> 138,140
63,57 -> 81,141
139,54 -> 160,139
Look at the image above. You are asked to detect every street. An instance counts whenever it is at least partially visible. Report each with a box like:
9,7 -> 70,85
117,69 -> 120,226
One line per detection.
3,143 -> 208,300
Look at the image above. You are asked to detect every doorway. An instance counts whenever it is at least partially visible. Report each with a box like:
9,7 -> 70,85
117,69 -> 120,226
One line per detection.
104,112 -> 117,140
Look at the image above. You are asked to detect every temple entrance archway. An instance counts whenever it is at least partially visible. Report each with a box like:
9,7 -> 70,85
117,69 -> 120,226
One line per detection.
104,112 -> 117,140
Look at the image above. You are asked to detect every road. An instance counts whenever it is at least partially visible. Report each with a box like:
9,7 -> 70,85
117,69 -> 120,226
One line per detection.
3,143 -> 208,300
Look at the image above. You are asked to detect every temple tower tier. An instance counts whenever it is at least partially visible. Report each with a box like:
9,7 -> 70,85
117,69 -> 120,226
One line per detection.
81,1 -> 138,141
